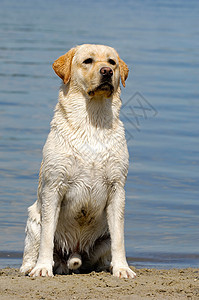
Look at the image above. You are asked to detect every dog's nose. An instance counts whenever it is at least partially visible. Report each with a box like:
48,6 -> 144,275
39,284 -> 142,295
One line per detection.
100,67 -> 113,77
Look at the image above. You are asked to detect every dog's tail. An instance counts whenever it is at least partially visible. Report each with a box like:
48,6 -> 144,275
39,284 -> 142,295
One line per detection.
67,253 -> 82,270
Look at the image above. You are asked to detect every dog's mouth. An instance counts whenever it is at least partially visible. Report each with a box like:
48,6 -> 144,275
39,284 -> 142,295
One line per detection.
88,82 -> 114,97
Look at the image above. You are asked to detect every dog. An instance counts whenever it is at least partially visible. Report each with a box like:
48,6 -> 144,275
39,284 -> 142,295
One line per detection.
20,44 -> 136,279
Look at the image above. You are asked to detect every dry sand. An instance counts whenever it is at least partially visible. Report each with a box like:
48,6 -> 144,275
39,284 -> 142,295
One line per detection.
0,267 -> 199,299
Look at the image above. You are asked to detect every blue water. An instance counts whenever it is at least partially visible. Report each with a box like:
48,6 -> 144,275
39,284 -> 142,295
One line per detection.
0,0 -> 199,269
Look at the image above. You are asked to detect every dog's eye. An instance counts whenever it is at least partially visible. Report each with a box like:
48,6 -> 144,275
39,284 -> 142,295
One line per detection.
108,59 -> 116,65
83,58 -> 93,64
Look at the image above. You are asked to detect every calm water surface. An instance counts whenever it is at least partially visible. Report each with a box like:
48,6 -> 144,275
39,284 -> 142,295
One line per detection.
0,0 -> 199,269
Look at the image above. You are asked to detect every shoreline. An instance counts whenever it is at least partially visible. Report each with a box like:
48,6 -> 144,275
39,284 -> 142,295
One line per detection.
0,267 -> 198,299
1,251 -> 199,270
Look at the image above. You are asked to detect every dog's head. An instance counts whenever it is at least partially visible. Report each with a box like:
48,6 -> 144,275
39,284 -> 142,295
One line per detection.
53,44 -> 129,98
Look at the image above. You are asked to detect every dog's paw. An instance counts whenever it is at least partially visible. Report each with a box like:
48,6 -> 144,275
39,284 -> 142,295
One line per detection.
29,263 -> 53,277
20,263 -> 35,275
112,265 -> 136,279
67,253 -> 82,270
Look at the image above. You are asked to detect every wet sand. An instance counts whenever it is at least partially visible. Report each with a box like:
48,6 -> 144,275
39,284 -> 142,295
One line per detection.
0,267 -> 199,299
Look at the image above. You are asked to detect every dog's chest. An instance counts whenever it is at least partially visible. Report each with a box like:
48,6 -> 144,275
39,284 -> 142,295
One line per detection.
60,158 -> 116,225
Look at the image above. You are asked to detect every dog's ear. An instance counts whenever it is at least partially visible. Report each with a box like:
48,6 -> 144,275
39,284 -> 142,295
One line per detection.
52,48 -> 76,84
118,56 -> 129,87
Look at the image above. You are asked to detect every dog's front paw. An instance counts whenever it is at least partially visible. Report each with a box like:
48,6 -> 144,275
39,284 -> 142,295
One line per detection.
29,263 -> 53,277
112,265 -> 136,279
20,263 -> 35,275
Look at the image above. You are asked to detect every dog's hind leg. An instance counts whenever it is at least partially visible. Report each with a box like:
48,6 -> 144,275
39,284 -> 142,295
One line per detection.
91,236 -> 111,272
20,202 -> 41,275
81,236 -> 111,273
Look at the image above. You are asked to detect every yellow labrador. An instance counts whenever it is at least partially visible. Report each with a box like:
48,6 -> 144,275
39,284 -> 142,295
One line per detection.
20,44 -> 136,279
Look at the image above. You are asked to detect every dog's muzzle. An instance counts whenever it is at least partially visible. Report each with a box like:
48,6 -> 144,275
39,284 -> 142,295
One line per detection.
88,66 -> 114,97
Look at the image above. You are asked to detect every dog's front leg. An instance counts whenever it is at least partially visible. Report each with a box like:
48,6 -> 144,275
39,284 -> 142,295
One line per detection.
29,188 -> 61,277
107,186 -> 136,279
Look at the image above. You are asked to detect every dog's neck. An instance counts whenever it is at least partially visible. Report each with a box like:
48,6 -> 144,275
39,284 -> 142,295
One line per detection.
53,83 -> 122,131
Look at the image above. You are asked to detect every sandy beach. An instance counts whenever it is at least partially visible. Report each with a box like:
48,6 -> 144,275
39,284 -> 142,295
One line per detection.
0,267 -> 198,299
